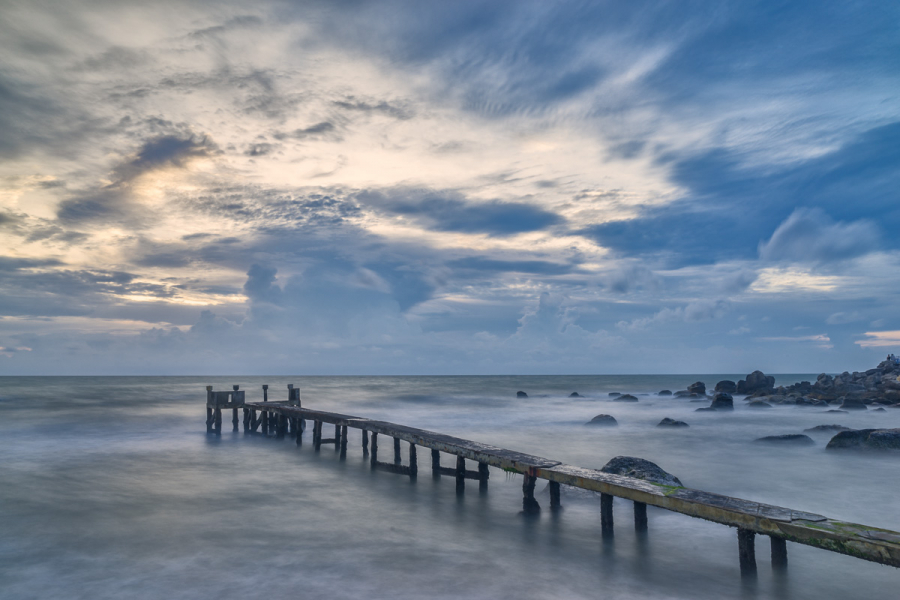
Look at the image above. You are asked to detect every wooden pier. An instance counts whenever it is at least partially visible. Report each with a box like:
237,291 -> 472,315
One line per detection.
207,386 -> 900,575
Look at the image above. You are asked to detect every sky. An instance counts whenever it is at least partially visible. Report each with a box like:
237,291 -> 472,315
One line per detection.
0,0 -> 898,375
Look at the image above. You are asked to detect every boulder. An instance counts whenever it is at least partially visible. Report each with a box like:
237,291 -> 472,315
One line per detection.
600,456 -> 683,487
614,394 -> 638,402
608,392 -> 621,397
695,407 -> 717,412
873,407 -> 887,412
586,414 -> 618,426
747,400 -> 773,409
658,390 -> 673,396
839,399 -> 867,411
516,391 -> 528,398
569,392 -> 582,398
826,409 -> 848,414
825,429 -> 900,450
737,370 -> 776,395
658,417 -> 689,427
710,392 -> 734,410
673,390 -> 692,398
687,381 -> 707,395
804,424 -> 851,433
755,434 -> 815,446
715,380 -> 737,393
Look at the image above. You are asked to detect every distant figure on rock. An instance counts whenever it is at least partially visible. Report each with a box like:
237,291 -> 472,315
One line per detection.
516,391 -> 528,398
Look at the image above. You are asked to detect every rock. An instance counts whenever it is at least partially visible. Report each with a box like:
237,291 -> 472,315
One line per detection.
826,409 -> 848,413
737,370 -> 776,395
688,381 -> 707,395
747,400 -> 773,409
805,424 -> 852,433
658,390 -> 673,396
873,407 -> 887,412
755,434 -> 815,446
601,456 -> 683,486
516,391 -> 528,398
586,414 -> 618,426
658,417 -> 689,427
569,392 -> 582,398
614,394 -> 638,402
839,399 -> 867,411
695,407 -> 717,412
673,390 -> 692,397
710,392 -> 734,410
715,380 -> 737,394
824,428 -> 900,450
608,392 -> 621,397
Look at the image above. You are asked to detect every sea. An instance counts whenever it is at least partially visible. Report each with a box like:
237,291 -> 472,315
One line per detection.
1,375 -> 898,599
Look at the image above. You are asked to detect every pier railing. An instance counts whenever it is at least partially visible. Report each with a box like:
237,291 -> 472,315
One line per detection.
205,386 -> 900,575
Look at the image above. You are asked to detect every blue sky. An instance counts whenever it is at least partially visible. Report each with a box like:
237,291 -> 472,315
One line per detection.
0,1 -> 898,374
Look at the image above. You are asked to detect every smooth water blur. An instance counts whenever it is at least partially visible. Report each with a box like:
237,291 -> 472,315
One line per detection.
1,375 -> 899,599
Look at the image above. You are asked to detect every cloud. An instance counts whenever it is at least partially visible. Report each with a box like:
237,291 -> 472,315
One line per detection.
333,97 -> 414,120
856,331 -> 900,348
758,334 -> 833,349
826,311 -> 864,325
617,298 -> 729,330
758,208 -> 879,264
447,256 -> 571,275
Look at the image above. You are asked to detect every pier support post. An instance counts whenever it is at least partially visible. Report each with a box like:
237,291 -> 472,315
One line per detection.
278,414 -> 287,439
214,408 -> 222,435
334,424 -> 341,451
296,418 -> 303,446
522,474 -> 540,514
242,408 -> 249,432
340,425 -> 348,459
549,481 -> 561,510
634,501 -> 648,532
362,430 -> 369,456
431,449 -> 440,478
770,536 -> 788,570
206,406 -> 213,433
393,437 -> 402,464
262,384 -> 268,403
314,420 -> 322,451
455,456 -> 466,494
601,494 -> 614,537
738,528 -> 757,576
478,462 -> 489,491
261,411 -> 269,436
370,433 -> 378,468
409,443 -> 417,480
232,408 -> 239,432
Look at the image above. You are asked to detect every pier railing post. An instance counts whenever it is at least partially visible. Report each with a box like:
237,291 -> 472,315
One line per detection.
370,433 -> 378,468
409,443 -> 417,480
601,494 -> 614,537
262,384 -> 268,403
431,449 -> 440,478
634,501 -> 648,532
770,535 -> 787,570
738,528 -> 757,576
549,481 -> 561,510
522,473 -> 540,514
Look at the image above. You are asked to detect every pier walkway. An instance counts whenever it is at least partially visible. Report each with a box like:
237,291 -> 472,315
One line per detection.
206,386 -> 900,575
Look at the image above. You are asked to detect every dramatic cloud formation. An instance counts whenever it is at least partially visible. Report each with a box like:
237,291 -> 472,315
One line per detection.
0,1 -> 897,374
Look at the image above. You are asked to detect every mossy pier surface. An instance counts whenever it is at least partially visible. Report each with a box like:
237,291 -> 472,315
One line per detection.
211,388 -> 900,575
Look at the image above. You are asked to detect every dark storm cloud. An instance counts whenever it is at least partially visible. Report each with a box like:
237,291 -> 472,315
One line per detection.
358,189 -> 562,235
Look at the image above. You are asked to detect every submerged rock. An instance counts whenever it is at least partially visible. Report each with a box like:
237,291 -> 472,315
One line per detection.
804,424 -> 851,433
516,391 -> 528,398
840,399 -> 867,410
874,407 -> 887,412
827,428 -> 900,450
715,380 -> 737,393
710,392 -> 734,410
601,456 -> 683,487
658,417 -> 689,427
614,394 -> 638,402
608,392 -> 621,397
747,400 -> 773,409
569,392 -> 582,398
755,434 -> 815,446
695,407 -> 717,412
586,414 -> 618,426
826,409 -> 848,414
674,390 -> 692,397
658,390 -> 673,396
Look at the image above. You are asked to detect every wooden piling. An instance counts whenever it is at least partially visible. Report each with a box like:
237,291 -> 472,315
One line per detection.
409,443 -> 417,480
277,414 -> 287,439
370,432 -> 378,468
242,408 -> 249,432
206,406 -> 213,433
214,408 -> 222,435
770,536 -> 788,569
478,462 -> 489,491
340,425 -> 348,459
296,418 -> 303,446
232,408 -> 239,432
456,455 -> 466,493
334,423 -> 341,451
549,481 -> 561,510
431,449 -> 441,478
393,437 -> 402,464
601,493 -> 614,537
738,528 -> 757,576
362,430 -> 369,456
522,474 -> 540,514
634,501 -> 648,532
313,420 -> 322,451
262,384 -> 268,403
261,411 -> 269,436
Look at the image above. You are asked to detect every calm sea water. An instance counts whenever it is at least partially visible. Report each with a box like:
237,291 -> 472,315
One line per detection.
1,375 -> 899,599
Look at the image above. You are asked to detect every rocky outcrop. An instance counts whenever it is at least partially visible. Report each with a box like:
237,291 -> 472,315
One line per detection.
658,390 -> 672,396
516,391 -> 528,398
715,380 -> 737,393
688,381 -> 707,395
755,434 -> 815,446
710,392 -> 734,410
737,370 -> 775,395
804,424 -> 851,433
658,417 -> 689,427
826,429 -> 900,450
600,456 -> 683,486
614,394 -> 638,402
586,414 -> 618,426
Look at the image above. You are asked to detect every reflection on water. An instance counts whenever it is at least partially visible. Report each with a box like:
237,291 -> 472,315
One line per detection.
1,375 -> 898,599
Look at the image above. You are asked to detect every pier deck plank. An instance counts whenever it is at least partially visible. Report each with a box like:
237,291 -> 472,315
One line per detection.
245,401 -> 900,567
